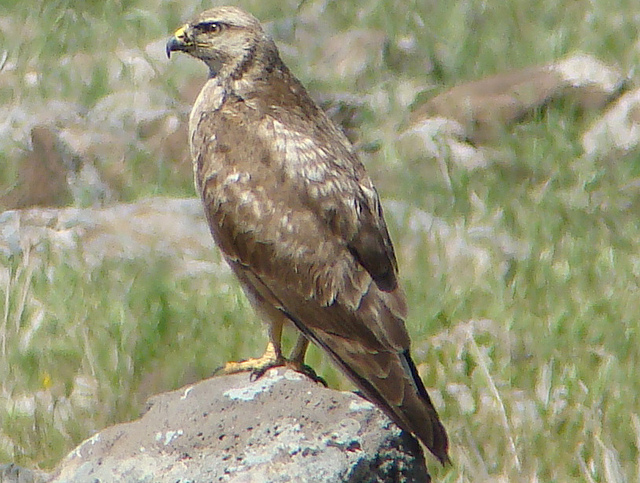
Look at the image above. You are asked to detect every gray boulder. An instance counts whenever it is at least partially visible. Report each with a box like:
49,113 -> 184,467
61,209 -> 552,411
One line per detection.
47,368 -> 430,482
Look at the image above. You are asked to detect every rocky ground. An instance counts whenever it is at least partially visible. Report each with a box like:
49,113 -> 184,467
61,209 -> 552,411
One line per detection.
3,369 -> 432,483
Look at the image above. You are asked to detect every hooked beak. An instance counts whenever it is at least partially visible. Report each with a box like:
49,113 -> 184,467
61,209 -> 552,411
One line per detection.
166,25 -> 190,58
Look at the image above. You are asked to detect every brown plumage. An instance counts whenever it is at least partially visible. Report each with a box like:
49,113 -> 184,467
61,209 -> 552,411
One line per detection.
166,6 -> 450,465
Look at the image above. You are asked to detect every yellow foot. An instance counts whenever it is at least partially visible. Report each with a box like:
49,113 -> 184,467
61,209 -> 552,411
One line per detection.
213,340 -> 326,385
213,355 -> 285,380
213,340 -> 286,380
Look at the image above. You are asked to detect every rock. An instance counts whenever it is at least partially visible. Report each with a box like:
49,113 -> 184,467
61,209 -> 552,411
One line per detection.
0,123 -> 119,211
409,52 -> 626,145
47,368 -> 430,483
400,117 -> 489,173
0,127 -> 76,211
0,197 -> 228,300
0,197 -> 220,278
581,87 -> 640,159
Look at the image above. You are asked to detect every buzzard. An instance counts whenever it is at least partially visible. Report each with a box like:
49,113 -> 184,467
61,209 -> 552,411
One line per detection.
166,6 -> 450,465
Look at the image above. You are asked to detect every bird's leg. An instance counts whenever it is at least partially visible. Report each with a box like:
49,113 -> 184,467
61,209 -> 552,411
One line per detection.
214,322 -> 326,384
213,319 -> 285,378
289,334 -> 309,365
285,334 -> 327,386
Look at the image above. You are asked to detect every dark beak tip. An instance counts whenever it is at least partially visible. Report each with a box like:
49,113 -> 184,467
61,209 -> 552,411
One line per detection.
166,37 -> 179,59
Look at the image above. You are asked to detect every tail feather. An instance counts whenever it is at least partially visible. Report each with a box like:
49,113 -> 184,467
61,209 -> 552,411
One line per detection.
286,310 -> 450,464
334,340 -> 450,465
400,350 -> 451,465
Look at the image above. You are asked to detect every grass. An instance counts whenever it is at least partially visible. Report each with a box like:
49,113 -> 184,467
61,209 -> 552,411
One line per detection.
1,0 -> 640,480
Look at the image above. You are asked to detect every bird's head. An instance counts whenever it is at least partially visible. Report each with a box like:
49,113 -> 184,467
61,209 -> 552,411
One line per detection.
166,6 -> 276,79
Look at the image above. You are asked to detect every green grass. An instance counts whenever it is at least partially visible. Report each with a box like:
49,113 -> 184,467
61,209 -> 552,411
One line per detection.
2,0 -> 640,480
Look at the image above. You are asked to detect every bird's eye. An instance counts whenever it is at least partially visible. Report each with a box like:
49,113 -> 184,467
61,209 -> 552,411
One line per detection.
196,21 -> 223,34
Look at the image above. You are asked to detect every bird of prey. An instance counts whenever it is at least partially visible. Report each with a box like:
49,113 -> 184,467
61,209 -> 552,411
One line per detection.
166,6 -> 450,465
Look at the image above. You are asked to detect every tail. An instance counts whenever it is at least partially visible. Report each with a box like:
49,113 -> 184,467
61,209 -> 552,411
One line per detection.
284,302 -> 450,464
320,336 -> 450,465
